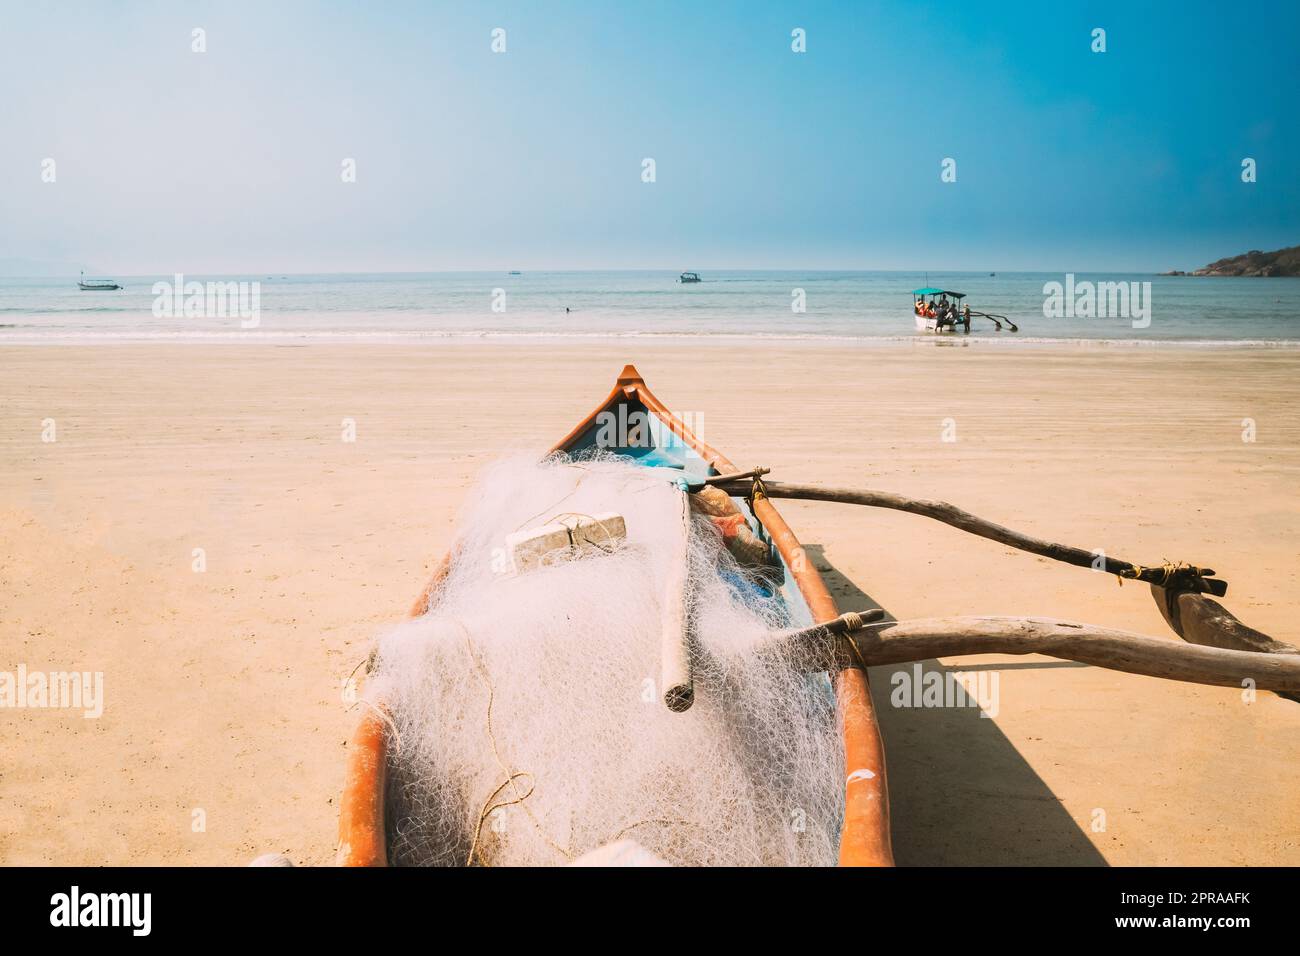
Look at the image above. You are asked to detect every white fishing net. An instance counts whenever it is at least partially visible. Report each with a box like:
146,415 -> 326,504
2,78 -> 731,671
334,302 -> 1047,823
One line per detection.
365,454 -> 844,866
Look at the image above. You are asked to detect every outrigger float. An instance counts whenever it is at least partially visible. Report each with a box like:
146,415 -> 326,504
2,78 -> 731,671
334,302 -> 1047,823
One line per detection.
338,365 -> 1298,867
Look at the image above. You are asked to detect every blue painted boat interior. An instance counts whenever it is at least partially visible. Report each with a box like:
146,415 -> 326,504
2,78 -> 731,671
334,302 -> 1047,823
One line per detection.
560,396 -> 814,627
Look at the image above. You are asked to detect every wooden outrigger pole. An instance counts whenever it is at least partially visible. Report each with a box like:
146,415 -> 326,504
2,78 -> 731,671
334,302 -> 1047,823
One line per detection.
704,472 -> 1298,696
772,612 -> 1300,694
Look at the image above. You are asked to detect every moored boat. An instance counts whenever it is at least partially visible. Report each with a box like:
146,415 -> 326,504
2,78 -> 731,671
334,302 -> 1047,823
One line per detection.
78,277 -> 122,291
337,364 -> 894,867
678,272 -> 701,283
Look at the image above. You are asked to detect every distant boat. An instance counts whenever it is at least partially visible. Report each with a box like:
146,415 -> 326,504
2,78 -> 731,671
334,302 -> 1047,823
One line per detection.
678,272 -> 701,283
77,277 -> 122,291
508,270 -> 522,275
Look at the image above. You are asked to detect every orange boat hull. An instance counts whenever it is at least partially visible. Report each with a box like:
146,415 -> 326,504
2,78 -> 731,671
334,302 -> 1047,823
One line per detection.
337,364 -> 893,866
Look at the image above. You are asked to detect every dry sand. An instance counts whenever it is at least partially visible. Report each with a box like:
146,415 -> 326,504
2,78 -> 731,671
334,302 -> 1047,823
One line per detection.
1,342 -> 1297,866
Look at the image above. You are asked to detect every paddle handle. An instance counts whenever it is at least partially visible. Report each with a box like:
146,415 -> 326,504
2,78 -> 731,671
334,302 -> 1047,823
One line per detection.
662,491 -> 694,712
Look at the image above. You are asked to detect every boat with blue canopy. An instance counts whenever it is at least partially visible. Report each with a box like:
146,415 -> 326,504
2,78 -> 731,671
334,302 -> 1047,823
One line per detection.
911,287 -> 1018,333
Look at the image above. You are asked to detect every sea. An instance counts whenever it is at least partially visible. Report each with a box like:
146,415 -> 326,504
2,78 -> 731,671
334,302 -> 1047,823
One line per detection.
1,271 -> 1297,346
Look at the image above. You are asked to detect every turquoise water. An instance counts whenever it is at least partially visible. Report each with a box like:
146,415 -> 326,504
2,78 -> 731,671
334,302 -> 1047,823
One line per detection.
1,271 -> 1297,344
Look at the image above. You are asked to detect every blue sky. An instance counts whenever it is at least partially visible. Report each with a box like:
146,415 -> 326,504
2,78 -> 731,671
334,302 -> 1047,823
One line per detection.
1,0 -> 1296,274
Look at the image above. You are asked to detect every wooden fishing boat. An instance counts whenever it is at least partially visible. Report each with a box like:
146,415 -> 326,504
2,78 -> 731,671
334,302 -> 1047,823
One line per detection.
77,278 -> 122,291
336,367 -> 1300,868
337,364 -> 894,867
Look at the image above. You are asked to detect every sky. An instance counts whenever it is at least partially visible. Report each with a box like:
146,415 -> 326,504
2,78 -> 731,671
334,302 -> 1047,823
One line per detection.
1,0 -> 1297,274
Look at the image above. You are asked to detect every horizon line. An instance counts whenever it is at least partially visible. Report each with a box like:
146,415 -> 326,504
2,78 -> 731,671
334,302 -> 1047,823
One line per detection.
0,267 -> 1240,279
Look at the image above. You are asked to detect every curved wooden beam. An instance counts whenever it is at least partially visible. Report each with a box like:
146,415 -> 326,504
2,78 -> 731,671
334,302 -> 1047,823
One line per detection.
1151,586 -> 1297,656
1151,586 -> 1299,702
712,479 -> 1225,595
709,477 -> 1300,677
775,615 -> 1300,693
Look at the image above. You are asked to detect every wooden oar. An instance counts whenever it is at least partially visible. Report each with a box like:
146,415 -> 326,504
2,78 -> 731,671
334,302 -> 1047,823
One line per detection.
661,489 -> 695,712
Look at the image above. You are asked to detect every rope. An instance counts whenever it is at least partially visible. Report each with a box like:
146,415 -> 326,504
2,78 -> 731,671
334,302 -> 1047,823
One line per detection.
459,623 -> 573,866
459,619 -> 704,865
746,469 -> 769,512
467,773 -> 537,867
1116,560 -> 1200,588
511,471 -> 587,532
842,631 -> 871,671
610,817 -> 711,845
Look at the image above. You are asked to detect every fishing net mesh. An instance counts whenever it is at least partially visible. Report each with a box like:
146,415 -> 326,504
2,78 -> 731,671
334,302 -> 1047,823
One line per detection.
365,454 -> 844,866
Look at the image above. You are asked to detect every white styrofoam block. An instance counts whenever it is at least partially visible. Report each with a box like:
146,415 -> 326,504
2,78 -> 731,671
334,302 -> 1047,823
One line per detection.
568,839 -> 670,867
504,512 -> 627,574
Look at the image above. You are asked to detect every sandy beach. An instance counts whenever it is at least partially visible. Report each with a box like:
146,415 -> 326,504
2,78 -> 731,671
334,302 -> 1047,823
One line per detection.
1,342 -> 1297,866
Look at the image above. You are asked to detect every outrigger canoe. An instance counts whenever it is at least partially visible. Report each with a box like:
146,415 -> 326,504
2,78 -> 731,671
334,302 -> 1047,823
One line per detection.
337,364 -> 894,867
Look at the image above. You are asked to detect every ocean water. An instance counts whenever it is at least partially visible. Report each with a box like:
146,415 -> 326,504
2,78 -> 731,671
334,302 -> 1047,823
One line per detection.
1,271 -> 1297,345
